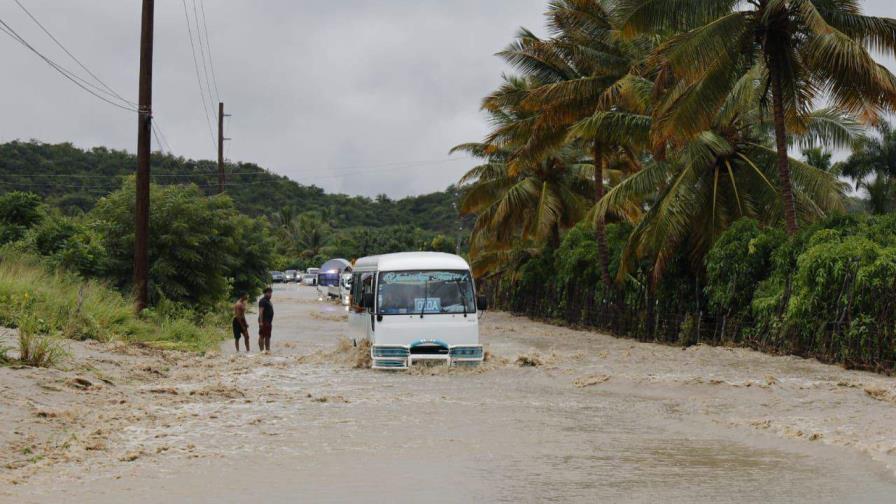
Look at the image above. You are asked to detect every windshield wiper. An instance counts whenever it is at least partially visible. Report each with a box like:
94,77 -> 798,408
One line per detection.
419,278 -> 429,319
453,280 -> 469,318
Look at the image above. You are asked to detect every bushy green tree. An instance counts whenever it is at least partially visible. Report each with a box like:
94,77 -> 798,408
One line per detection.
24,214 -> 109,278
428,234 -> 455,254
705,219 -> 786,315
90,182 -> 273,310
0,192 -> 44,244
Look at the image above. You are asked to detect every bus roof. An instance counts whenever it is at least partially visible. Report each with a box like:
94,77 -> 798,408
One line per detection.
353,252 -> 470,272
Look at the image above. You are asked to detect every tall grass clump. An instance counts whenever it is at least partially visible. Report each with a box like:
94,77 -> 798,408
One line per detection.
17,315 -> 67,368
0,343 -> 12,365
0,251 -> 226,355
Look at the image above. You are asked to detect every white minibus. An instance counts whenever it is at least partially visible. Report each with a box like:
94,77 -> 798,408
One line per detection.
348,252 -> 487,369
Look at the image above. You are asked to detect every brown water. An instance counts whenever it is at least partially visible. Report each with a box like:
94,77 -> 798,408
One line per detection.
6,285 -> 896,503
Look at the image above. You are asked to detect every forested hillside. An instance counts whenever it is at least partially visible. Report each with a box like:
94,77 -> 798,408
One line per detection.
0,141 -> 464,234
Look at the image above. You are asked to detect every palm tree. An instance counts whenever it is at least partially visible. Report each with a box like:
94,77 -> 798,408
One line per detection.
273,206 -> 296,230
593,87 -> 855,281
802,147 -> 834,173
494,0 -> 655,289
617,0 -> 896,234
289,212 -> 329,259
453,138 -> 593,264
839,119 -> 896,214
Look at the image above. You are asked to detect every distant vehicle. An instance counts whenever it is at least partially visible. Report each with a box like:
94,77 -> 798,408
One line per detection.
270,271 -> 286,283
349,252 -> 487,370
284,270 -> 298,282
318,259 -> 353,301
306,267 -> 320,276
339,273 -> 352,305
301,273 -> 317,286
327,272 -> 352,305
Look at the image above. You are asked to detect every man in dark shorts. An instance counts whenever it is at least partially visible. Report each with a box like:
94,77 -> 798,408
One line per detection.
232,293 -> 250,352
258,287 -> 274,353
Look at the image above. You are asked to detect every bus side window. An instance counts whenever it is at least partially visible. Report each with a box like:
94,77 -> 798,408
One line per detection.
361,273 -> 374,311
351,273 -> 362,306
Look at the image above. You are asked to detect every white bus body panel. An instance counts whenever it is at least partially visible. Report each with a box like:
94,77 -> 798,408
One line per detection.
372,313 -> 479,346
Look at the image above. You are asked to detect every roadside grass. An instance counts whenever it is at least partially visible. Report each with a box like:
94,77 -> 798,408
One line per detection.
0,343 -> 12,366
0,252 -> 226,359
17,316 -> 67,368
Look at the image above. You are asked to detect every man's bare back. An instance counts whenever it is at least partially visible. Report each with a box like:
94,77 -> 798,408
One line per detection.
232,296 -> 250,352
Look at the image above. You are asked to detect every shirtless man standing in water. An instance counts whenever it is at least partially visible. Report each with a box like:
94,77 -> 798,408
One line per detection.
232,294 -> 250,352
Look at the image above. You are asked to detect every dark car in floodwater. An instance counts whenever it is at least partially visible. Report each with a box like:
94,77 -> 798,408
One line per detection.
270,271 -> 286,283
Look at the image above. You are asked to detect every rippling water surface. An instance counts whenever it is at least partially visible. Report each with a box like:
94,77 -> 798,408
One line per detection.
8,285 -> 896,503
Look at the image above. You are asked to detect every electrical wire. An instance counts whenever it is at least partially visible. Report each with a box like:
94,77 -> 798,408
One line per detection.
0,18 -> 131,108
191,0 -> 217,120
153,118 -> 174,154
12,0 -> 137,108
151,123 -> 166,155
197,0 -> 221,104
5,2 -> 185,162
0,16 -> 137,112
180,0 -> 217,149
0,157 -> 472,179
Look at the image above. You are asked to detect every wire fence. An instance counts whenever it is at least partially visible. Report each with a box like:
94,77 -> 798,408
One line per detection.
482,278 -> 896,375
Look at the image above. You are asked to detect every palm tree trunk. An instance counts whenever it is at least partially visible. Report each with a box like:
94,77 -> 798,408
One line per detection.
593,140 -> 613,290
550,223 -> 561,249
645,272 -> 656,340
769,62 -> 799,235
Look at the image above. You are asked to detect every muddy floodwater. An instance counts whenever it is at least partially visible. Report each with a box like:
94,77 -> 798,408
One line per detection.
4,284 -> 896,503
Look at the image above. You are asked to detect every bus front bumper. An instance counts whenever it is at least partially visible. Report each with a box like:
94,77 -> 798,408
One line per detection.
370,345 -> 484,370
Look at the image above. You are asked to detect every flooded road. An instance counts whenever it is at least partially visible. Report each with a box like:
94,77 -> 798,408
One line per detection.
5,284 -> 896,503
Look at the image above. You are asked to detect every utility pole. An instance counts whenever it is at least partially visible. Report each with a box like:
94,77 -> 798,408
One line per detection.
134,0 -> 154,312
217,102 -> 230,194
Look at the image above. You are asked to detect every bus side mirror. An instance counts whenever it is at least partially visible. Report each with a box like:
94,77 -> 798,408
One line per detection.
362,293 -> 375,309
476,295 -> 488,311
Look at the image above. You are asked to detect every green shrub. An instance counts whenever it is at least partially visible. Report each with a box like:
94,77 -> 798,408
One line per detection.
0,252 -> 225,352
705,219 -> 785,315
0,343 -> 11,365
24,214 -> 110,278
90,181 -> 273,309
0,192 -> 45,245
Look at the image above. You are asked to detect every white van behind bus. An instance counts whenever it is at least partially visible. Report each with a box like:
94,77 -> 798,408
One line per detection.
348,252 -> 487,369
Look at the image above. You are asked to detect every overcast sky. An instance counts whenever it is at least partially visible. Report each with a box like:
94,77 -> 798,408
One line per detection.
1,1 -> 895,198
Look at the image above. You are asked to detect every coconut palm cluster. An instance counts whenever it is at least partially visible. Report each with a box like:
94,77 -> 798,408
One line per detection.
457,0 -> 896,291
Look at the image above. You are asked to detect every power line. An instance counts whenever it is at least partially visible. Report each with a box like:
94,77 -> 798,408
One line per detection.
0,16 -> 137,112
191,0 -> 217,122
12,0 -> 137,108
153,119 -> 174,153
0,157 -> 472,179
0,158 -> 472,191
5,1 -> 182,170
151,123 -> 166,155
180,0 -> 216,149
197,0 -> 221,104
0,17 -> 131,108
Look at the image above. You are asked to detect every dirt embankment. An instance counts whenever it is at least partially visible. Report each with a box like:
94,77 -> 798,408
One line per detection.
0,328 -> 200,484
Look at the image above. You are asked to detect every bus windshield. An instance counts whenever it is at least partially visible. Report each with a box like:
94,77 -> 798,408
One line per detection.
377,271 -> 475,315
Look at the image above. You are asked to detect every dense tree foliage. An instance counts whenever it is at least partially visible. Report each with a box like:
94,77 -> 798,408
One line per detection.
838,120 -> 896,214
1,183 -> 274,311
490,214 -> 896,371
0,141 -> 466,234
0,192 -> 44,245
90,182 -> 273,309
467,0 -> 896,372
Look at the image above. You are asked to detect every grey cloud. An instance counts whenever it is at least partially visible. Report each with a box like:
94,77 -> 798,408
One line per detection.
2,1 -> 894,197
